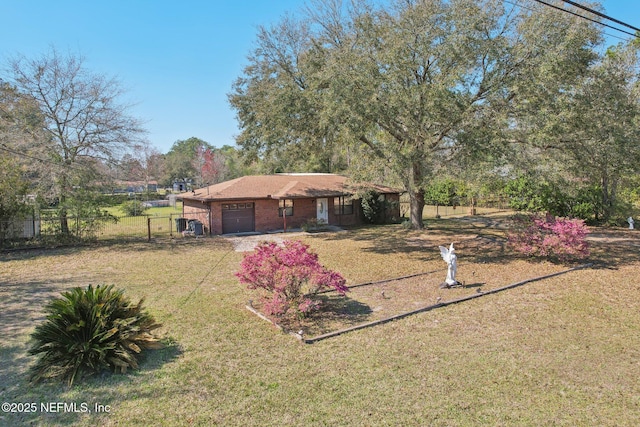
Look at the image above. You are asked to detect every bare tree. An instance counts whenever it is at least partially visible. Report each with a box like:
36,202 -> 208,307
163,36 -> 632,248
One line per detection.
5,48 -> 146,233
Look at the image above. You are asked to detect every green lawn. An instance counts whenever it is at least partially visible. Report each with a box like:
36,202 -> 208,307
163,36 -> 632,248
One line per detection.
103,202 -> 183,218
1,215 -> 639,426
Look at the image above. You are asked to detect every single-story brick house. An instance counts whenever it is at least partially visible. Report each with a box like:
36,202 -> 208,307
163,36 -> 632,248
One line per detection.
178,173 -> 402,235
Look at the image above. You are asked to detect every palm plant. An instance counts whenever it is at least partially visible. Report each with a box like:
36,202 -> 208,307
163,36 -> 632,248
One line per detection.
28,284 -> 163,386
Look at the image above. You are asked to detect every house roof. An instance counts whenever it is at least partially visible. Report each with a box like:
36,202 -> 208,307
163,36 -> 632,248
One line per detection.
179,174 -> 402,202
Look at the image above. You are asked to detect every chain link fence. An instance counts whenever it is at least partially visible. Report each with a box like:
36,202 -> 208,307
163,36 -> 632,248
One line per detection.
3,196 -> 513,249
1,214 -> 184,250
399,194 -> 510,219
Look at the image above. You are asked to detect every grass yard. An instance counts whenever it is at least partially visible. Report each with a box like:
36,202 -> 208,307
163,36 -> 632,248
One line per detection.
107,202 -> 184,218
1,213 -> 639,426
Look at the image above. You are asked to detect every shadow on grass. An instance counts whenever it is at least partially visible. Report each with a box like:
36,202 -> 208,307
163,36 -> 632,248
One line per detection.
1,270 -> 184,426
80,338 -> 183,388
273,294 -> 373,336
460,215 -> 640,268
0,279 -> 65,342
317,218 -> 512,264
585,229 -> 640,269
322,216 -> 640,269
498,228 -> 640,270
0,339 -> 182,426
319,294 -> 373,318
0,245 -> 86,263
139,338 -> 183,373
311,295 -> 373,334
462,282 -> 486,289
0,236 -> 234,262
0,343 -> 33,402
0,302 -> 49,422
316,224 -> 433,257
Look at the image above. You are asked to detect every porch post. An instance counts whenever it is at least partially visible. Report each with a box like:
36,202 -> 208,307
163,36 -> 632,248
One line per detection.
283,203 -> 287,233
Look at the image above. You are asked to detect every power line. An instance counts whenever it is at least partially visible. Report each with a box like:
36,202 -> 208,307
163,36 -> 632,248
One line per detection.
560,0 -> 640,33
530,0 -> 638,38
504,0 -> 632,43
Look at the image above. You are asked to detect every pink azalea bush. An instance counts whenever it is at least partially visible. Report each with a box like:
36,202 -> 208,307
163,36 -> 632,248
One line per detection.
508,214 -> 590,261
236,240 -> 348,317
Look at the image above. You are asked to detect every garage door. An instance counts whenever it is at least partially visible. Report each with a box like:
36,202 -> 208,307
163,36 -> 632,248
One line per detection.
222,202 -> 255,234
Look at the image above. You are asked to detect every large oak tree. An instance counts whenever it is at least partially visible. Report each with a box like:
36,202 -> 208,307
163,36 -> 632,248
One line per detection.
229,0 -> 601,228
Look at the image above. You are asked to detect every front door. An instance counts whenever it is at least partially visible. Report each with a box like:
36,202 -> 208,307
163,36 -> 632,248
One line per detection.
316,198 -> 328,224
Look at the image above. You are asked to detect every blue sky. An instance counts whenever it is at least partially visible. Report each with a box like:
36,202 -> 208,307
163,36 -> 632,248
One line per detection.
1,1 -> 638,154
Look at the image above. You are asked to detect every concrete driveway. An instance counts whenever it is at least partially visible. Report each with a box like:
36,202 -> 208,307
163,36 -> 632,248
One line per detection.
223,226 -> 345,252
223,232 -> 305,252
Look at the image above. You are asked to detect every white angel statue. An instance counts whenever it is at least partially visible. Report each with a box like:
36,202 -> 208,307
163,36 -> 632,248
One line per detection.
628,217 -> 634,230
439,243 -> 460,287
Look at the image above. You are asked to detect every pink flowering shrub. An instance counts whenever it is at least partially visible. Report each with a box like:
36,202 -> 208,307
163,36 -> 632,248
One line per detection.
236,240 -> 348,317
508,214 -> 590,261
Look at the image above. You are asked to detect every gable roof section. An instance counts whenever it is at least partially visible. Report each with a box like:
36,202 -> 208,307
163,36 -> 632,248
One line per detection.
180,174 -> 402,202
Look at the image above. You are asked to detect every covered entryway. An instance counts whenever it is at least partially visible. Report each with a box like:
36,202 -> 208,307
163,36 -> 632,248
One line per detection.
222,202 -> 255,234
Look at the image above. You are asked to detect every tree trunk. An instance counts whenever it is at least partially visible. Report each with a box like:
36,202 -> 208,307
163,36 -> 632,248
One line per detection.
409,189 -> 426,229
59,204 -> 70,235
406,161 -> 426,229
601,173 -> 619,223
601,173 -> 614,223
58,173 -> 70,234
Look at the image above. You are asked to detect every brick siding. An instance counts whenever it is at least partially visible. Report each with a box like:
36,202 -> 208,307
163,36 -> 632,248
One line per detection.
182,200 -> 210,233
183,194 -> 400,235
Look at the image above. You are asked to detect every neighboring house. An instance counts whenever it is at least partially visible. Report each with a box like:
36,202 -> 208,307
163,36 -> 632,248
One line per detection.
173,180 -> 190,193
178,173 -> 402,235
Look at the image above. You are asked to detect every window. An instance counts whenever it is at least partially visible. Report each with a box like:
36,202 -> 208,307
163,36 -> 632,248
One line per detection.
334,196 -> 354,215
223,203 -> 252,210
278,199 -> 293,217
